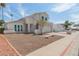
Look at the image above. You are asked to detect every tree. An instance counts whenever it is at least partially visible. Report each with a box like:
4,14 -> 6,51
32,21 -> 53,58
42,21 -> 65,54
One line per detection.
64,20 -> 73,30
0,20 -> 5,26
37,17 -> 48,35
0,20 -> 5,33
0,3 -> 6,21
10,13 -> 13,21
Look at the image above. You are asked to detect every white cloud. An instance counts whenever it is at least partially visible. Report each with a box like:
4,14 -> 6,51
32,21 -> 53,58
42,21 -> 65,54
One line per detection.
4,12 -> 11,18
51,4 -> 76,13
70,14 -> 79,19
18,4 -> 25,17
54,21 -> 65,24
69,14 -> 79,23
4,5 -> 14,18
54,13 -> 79,24
6,5 -> 12,14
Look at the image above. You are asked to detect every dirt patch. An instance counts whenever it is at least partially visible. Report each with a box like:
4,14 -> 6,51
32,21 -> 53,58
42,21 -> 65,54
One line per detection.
4,34 -> 63,56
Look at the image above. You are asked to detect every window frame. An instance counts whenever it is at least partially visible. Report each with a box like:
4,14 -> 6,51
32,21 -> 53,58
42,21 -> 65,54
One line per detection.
14,25 -> 17,31
18,25 -> 20,31
42,16 -> 44,20
45,17 -> 47,21
21,25 -> 23,31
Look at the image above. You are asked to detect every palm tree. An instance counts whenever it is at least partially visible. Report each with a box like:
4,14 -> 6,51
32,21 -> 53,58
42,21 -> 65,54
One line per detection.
37,17 -> 48,35
0,20 -> 5,26
10,13 -> 13,21
0,19 -> 5,33
0,3 -> 6,33
0,3 -> 6,21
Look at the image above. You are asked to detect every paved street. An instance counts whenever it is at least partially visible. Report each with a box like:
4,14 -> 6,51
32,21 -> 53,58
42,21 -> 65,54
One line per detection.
0,34 -> 20,56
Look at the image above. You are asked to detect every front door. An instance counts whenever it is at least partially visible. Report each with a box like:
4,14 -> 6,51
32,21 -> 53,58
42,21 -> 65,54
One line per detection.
30,24 -> 34,33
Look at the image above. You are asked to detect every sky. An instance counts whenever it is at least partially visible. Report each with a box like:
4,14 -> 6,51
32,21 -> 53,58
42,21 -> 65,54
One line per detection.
0,3 -> 79,24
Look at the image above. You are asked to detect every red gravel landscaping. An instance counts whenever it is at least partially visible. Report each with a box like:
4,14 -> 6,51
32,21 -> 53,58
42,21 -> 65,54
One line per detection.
0,34 -> 19,56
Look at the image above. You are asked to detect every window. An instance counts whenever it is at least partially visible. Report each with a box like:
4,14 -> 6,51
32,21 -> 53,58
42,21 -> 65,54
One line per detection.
42,16 -> 44,20
21,25 -> 23,31
45,17 -> 47,21
14,25 -> 17,31
36,23 -> 39,29
14,25 -> 22,32
18,25 -> 20,31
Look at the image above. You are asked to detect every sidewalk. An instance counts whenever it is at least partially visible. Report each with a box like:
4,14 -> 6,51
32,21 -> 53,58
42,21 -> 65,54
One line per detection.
42,32 -> 68,37
27,31 -> 79,56
64,32 -> 79,56
0,34 -> 20,56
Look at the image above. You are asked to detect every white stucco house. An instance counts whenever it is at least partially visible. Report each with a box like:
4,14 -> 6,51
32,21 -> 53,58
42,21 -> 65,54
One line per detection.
4,12 -> 53,34
70,24 -> 79,30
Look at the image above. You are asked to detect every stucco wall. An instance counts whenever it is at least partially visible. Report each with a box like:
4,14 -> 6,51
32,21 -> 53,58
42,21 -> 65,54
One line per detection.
53,24 -> 65,32
4,12 -> 52,34
4,20 -> 25,33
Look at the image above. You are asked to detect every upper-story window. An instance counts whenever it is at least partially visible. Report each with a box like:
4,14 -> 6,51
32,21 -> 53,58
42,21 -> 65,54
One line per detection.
42,16 -> 44,20
42,16 -> 48,21
45,17 -> 47,21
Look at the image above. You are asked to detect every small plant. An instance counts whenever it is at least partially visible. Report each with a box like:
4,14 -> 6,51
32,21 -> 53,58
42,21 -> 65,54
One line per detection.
53,30 -> 56,32
0,20 -> 5,34
0,28 -> 4,34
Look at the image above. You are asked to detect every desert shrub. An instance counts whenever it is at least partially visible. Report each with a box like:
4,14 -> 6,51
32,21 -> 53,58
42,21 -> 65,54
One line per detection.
0,28 -> 4,34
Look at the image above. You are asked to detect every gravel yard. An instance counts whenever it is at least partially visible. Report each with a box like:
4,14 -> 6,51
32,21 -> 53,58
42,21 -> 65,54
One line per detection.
4,34 -> 63,55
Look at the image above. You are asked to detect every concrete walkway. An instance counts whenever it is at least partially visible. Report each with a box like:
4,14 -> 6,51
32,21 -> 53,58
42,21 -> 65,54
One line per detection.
0,34 -> 20,56
27,31 -> 79,56
42,32 -> 68,37
64,32 -> 79,56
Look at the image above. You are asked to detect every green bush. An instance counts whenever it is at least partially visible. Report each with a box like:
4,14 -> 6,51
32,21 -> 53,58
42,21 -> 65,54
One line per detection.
0,28 -> 4,34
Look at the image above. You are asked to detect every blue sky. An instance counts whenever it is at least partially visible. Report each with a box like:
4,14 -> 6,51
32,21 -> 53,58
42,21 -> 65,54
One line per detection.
0,3 -> 79,24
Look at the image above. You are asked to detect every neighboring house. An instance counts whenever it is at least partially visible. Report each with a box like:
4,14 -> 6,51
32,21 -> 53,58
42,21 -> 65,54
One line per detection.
70,24 -> 79,30
4,12 -> 53,34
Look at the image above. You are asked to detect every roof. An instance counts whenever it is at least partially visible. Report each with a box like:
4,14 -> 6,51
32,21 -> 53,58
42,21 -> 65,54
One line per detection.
5,12 -> 48,24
